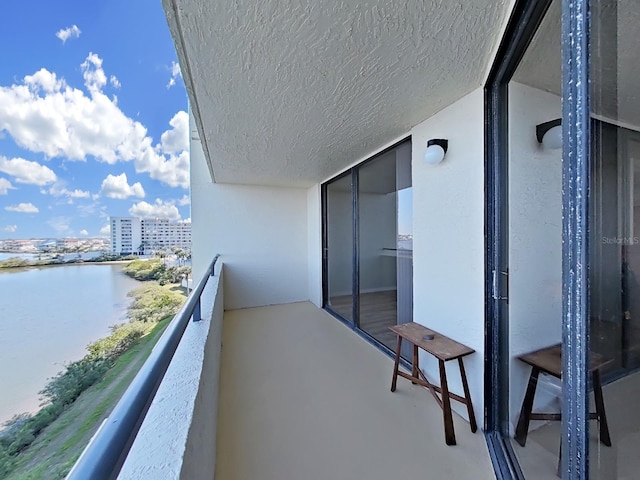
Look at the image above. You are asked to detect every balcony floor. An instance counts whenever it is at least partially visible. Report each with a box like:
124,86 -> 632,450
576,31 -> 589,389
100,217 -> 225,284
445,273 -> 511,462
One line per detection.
215,302 -> 494,480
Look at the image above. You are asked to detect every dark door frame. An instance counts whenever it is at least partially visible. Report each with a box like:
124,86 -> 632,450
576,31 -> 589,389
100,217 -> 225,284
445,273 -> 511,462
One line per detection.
560,0 -> 591,476
485,0 -> 593,478
321,137 -> 412,357
483,1 -> 554,478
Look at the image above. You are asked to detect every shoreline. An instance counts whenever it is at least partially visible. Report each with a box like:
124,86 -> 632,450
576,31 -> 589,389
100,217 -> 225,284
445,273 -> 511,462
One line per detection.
0,263 -> 144,427
0,259 -> 135,271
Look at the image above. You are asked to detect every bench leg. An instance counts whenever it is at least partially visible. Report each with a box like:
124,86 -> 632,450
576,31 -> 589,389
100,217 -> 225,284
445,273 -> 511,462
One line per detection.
439,359 -> 456,445
515,367 -> 540,447
412,344 -> 419,384
391,336 -> 402,392
592,369 -> 611,447
458,357 -> 477,433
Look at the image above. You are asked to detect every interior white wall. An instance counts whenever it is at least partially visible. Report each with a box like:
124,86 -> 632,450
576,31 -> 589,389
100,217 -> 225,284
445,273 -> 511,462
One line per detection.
307,185 -> 322,307
411,88 -> 485,423
508,82 -> 563,431
190,111 -> 308,310
359,192 -> 397,292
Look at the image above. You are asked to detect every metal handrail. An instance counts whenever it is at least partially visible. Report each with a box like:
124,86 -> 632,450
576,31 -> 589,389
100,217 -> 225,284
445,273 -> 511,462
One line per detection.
66,254 -> 221,480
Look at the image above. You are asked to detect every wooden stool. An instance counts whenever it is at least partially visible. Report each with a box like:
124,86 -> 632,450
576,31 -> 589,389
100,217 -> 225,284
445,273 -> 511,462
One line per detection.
515,344 -> 611,447
389,322 -> 477,445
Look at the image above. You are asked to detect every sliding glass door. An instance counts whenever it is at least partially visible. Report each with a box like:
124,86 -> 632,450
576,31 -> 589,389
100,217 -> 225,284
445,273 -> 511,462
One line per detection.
323,139 -> 412,354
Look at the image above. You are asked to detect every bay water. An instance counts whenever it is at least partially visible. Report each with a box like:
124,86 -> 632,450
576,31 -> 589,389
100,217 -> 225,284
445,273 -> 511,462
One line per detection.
0,264 -> 141,425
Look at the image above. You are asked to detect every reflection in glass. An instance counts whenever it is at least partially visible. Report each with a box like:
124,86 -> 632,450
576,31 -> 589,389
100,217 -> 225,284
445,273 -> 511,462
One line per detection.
589,123 -> 640,479
589,1 -> 640,476
326,174 -> 354,322
358,142 -> 413,353
508,0 -> 565,476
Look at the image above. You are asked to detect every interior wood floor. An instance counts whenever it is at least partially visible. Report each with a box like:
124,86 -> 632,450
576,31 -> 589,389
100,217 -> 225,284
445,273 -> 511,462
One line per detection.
328,290 -> 398,351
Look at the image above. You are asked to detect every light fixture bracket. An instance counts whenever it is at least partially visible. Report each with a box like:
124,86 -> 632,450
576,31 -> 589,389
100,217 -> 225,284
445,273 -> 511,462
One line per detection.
536,119 -> 562,143
427,138 -> 448,153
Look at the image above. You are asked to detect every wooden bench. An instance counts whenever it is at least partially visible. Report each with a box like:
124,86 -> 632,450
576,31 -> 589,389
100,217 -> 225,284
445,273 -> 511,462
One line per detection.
389,322 -> 477,445
515,344 -> 611,447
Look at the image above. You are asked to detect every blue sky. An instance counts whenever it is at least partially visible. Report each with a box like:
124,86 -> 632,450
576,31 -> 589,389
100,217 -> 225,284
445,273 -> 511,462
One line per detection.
0,0 -> 189,239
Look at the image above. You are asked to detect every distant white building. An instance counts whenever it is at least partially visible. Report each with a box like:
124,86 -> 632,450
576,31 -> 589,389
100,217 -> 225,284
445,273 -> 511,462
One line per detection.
140,218 -> 192,255
110,217 -> 191,255
110,217 -> 142,255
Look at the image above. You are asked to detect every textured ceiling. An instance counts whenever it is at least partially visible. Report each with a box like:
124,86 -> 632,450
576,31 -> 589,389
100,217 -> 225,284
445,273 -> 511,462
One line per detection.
514,0 -> 640,128
164,0 -> 511,186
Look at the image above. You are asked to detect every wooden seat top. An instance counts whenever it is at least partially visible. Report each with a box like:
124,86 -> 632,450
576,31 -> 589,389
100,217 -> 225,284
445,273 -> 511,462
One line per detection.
518,343 -> 610,378
388,322 -> 474,361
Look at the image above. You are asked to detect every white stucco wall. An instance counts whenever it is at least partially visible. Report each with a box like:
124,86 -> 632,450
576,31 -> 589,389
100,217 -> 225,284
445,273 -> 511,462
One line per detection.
508,82 -> 563,430
190,111 -> 309,310
411,88 -> 486,423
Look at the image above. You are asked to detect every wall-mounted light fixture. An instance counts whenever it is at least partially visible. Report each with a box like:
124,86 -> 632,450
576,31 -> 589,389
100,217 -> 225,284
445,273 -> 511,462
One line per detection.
536,119 -> 562,150
424,139 -> 448,165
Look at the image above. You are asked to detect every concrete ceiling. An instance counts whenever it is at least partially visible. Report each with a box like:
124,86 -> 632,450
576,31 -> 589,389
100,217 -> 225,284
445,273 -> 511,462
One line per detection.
514,0 -> 640,129
164,0 -> 511,187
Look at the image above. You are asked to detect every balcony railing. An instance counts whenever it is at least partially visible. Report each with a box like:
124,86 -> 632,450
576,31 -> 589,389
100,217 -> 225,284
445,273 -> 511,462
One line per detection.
66,254 -> 221,480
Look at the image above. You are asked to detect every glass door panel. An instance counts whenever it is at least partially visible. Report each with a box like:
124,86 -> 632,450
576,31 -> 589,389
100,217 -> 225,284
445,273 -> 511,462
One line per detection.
357,141 -> 412,353
589,1 -> 640,477
326,174 -> 354,323
508,0 -> 564,476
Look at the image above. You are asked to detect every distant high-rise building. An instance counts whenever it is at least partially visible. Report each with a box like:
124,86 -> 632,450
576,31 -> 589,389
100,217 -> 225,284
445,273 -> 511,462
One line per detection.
109,217 -> 191,255
140,218 -> 192,255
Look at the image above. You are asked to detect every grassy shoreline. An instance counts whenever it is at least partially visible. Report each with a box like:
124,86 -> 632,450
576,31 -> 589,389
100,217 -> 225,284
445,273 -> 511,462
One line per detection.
3,317 -> 171,479
0,281 -> 186,479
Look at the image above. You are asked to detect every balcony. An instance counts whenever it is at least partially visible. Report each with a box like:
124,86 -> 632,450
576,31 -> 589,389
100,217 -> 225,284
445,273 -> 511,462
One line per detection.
69,260 -> 493,479
212,302 -> 493,480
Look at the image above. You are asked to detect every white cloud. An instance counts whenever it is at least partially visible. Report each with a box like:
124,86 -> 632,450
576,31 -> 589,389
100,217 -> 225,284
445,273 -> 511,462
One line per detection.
42,182 -> 90,198
81,53 -> 107,92
136,147 -> 189,189
167,61 -> 182,89
110,75 -> 121,89
3,225 -> 17,233
76,202 -> 107,219
0,156 -> 57,185
129,199 -> 180,220
160,111 -> 189,154
47,216 -> 71,234
0,178 -> 15,194
99,224 -> 110,235
177,194 -> 190,206
0,55 -> 189,188
79,229 -> 88,236
55,25 -> 81,44
24,69 -> 64,93
100,172 -> 145,199
5,202 -> 38,213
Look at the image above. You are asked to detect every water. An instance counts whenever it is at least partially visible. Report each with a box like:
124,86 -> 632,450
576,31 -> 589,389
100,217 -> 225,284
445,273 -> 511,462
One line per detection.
0,253 -> 39,261
0,264 -> 141,425
0,251 -> 105,262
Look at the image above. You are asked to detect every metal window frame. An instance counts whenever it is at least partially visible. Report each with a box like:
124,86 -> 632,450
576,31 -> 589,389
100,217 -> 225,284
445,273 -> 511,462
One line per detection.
483,0 -> 556,478
485,0 -> 593,477
560,0 -> 591,477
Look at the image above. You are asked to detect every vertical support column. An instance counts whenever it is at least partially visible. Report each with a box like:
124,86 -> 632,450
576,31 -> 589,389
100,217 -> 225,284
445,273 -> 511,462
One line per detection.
561,0 -> 591,477
193,297 -> 201,322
